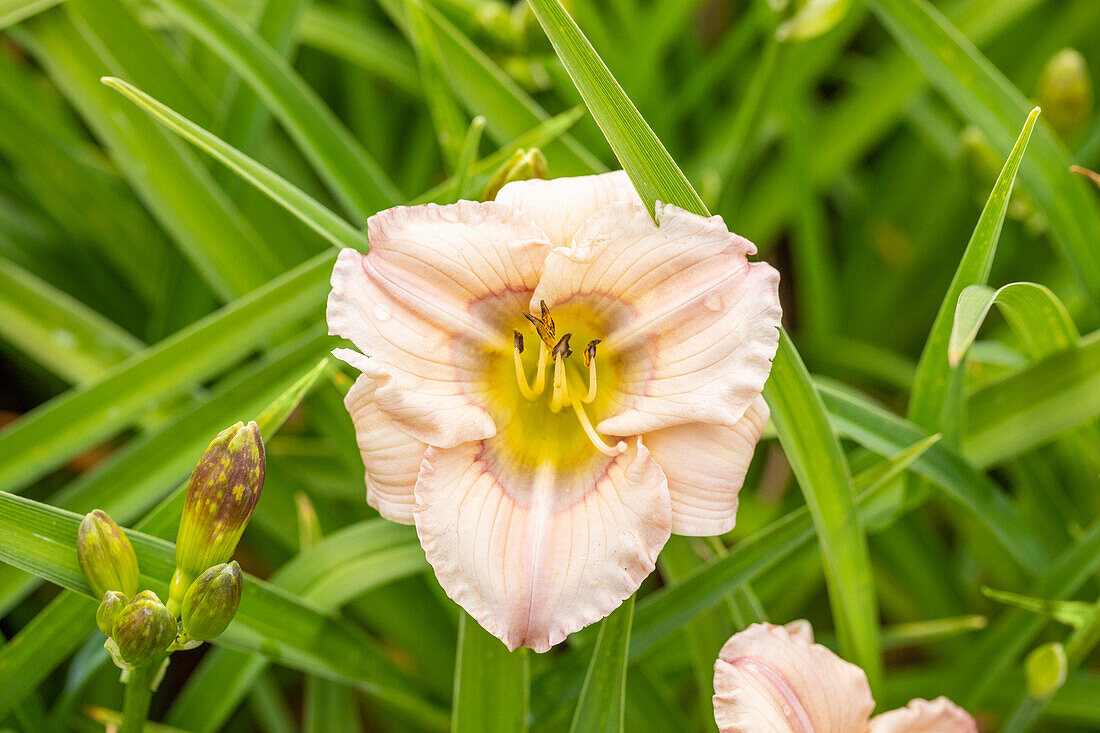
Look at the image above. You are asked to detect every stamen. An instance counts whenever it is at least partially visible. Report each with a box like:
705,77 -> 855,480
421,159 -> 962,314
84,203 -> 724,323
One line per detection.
532,341 -> 549,394
549,334 -> 572,413
550,353 -> 567,412
570,397 -> 626,456
582,339 -> 601,404
522,301 -> 557,348
552,333 -> 573,360
522,311 -> 547,343
513,330 -> 538,401
543,299 -> 558,338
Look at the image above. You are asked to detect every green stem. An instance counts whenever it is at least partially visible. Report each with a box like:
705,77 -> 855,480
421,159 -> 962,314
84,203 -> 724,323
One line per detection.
119,662 -> 156,733
1002,596 -> 1100,732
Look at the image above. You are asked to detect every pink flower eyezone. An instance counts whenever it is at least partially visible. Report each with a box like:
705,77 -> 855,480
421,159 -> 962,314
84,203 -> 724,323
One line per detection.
327,171 -> 781,651
713,622 -> 978,733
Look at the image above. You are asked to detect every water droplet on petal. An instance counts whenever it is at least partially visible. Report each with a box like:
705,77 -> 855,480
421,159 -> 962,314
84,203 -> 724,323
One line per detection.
372,303 -> 392,321
704,292 -> 723,311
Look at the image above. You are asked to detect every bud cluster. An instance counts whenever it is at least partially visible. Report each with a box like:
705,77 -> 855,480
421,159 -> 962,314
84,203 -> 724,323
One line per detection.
75,421 -> 264,683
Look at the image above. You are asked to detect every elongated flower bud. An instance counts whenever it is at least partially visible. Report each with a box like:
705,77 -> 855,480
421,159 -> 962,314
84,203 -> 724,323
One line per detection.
175,422 -> 265,579
96,590 -> 127,637
77,510 -> 139,600
181,561 -> 243,641
484,148 -> 549,200
111,591 -> 176,668
1037,49 -> 1093,143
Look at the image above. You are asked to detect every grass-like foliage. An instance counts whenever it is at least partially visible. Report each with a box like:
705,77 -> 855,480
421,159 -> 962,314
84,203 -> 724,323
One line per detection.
1,0 -> 1099,731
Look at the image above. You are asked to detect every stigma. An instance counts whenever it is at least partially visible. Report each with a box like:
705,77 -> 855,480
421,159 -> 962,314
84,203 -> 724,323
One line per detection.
512,304 -> 625,457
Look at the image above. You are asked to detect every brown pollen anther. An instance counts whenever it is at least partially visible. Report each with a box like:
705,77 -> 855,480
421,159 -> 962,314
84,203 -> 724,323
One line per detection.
552,333 -> 573,360
540,300 -> 555,338
583,339 -> 601,368
522,311 -> 555,347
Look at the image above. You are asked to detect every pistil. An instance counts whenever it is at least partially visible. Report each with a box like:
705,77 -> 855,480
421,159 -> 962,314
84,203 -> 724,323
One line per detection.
570,395 -> 626,456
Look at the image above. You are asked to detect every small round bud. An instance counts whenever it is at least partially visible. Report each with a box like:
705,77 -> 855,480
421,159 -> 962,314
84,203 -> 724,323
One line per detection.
483,148 -> 549,201
1036,49 -> 1093,143
111,591 -> 176,668
96,590 -> 127,637
1026,642 -> 1068,700
181,562 -> 243,641
77,510 -> 139,599
175,422 -> 265,579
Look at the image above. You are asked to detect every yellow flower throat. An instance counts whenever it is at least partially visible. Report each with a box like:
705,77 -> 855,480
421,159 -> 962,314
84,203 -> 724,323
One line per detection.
495,300 -> 626,465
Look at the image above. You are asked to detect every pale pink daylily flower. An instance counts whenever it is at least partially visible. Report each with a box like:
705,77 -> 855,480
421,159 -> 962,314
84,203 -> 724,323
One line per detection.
327,171 -> 781,651
713,622 -> 978,733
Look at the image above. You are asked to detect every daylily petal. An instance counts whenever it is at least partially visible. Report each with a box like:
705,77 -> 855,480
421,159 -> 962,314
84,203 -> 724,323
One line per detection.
413,438 -> 670,652
713,623 -> 874,733
533,201 -> 781,436
495,170 -> 638,247
644,395 -> 768,536
327,201 -> 553,447
869,698 -> 977,733
344,374 -> 427,524
782,619 -> 814,643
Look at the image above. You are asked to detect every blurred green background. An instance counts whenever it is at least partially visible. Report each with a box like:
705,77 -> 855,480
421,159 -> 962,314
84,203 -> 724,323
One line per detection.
1,0 -> 1099,730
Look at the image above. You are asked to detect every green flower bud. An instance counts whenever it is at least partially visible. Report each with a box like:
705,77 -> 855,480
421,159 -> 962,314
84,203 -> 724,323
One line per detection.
175,421 -> 265,579
77,510 -> 139,600
111,591 -> 176,668
96,590 -> 127,637
1036,49 -> 1093,143
181,561 -> 243,641
1026,642 -> 1068,700
483,148 -> 549,201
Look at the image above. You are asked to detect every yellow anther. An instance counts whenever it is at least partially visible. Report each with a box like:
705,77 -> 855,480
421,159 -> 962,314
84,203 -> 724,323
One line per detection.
513,331 -> 538,401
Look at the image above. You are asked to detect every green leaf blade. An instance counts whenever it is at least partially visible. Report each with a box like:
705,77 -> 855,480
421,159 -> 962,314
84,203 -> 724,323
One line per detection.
908,106 -> 1040,435
569,596 -> 633,733
452,615 -> 529,733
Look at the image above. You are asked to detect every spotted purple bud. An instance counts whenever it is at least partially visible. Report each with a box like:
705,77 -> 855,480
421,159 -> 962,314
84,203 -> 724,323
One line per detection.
96,590 -> 127,637
181,561 -> 243,641
77,510 -> 139,600
111,591 -> 176,667
175,421 -> 264,581
483,148 -> 548,201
